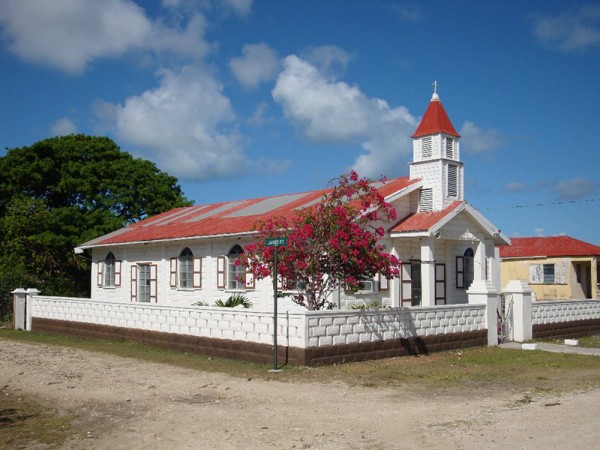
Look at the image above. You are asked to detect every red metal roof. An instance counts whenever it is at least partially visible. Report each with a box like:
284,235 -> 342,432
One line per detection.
499,236 -> 600,258
411,97 -> 460,139
391,201 -> 463,233
82,176 -> 418,247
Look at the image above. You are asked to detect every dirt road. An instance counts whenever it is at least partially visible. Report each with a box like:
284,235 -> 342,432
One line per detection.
1,340 -> 598,449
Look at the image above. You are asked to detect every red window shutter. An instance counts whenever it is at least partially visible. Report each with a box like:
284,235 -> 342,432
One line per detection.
114,260 -> 122,287
193,257 -> 202,288
150,264 -> 158,302
97,261 -> 104,286
216,256 -> 226,289
130,265 -> 138,302
170,257 -> 177,288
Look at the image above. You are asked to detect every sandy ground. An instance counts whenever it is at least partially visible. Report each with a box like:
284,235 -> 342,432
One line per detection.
1,340 -> 599,449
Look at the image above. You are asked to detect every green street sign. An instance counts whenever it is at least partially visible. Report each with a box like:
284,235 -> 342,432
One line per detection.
266,237 -> 287,247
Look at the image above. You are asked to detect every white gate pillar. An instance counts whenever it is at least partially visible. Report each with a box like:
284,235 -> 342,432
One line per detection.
504,280 -> 532,342
12,288 -> 27,330
467,279 -> 499,346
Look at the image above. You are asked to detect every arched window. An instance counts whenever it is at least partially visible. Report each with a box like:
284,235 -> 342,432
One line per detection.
179,247 -> 193,288
104,252 -> 115,287
456,247 -> 474,289
170,248 -> 202,289
98,252 -> 121,287
228,245 -> 245,290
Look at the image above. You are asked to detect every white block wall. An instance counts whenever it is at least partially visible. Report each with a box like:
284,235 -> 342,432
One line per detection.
29,296 -> 485,350
32,296 -> 305,348
531,300 -> 600,325
304,305 -> 486,347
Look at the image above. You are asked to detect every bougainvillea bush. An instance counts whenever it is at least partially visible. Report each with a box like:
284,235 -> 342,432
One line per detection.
236,171 -> 401,310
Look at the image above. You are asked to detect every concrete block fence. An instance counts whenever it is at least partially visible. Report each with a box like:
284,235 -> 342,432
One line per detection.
531,300 -> 600,340
14,291 -> 488,365
13,283 -> 600,365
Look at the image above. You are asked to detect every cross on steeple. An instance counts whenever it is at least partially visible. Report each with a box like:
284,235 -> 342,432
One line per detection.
432,80 -> 438,94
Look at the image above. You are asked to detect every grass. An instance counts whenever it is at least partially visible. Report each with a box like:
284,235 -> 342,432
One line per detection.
1,328 -> 599,448
0,391 -> 75,449
578,335 -> 600,348
2,328 -> 599,393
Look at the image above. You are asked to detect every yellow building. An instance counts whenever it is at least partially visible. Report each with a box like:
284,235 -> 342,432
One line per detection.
500,236 -> 600,300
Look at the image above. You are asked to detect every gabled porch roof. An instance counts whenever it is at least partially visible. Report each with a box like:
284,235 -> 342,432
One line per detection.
390,201 -> 510,245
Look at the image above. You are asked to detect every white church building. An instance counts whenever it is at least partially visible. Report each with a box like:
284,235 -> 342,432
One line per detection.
77,88 -> 510,311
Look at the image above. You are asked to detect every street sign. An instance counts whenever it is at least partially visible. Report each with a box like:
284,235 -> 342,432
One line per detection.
266,237 -> 287,247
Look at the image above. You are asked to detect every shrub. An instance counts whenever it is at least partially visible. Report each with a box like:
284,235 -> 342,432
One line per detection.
214,294 -> 252,308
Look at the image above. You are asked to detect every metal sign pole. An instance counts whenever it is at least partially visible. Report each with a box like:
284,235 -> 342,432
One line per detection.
266,237 -> 286,372
272,245 -> 278,371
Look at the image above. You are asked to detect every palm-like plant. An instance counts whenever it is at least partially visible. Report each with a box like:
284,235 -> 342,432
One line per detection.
214,293 -> 252,308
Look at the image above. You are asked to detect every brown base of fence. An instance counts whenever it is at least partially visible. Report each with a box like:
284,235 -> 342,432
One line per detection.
533,319 -> 600,340
31,318 -> 487,366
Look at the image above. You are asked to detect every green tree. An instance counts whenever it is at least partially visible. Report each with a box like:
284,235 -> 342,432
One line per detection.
0,134 -> 192,311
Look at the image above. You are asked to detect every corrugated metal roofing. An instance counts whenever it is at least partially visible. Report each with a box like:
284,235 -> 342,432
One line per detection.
391,201 -> 463,233
499,236 -> 600,258
411,96 -> 460,139
80,176 -> 419,248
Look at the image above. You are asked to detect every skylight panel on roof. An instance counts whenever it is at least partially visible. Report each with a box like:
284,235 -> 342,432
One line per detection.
226,192 -> 310,217
184,200 -> 246,222
142,205 -> 208,227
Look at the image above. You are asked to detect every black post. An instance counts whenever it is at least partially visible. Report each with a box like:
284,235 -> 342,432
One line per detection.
272,245 -> 278,370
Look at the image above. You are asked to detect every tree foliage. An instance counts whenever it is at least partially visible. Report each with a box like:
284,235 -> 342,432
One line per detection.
0,134 -> 192,309
237,171 -> 400,310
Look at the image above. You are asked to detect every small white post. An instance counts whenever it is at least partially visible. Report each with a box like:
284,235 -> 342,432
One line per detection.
504,280 -> 532,342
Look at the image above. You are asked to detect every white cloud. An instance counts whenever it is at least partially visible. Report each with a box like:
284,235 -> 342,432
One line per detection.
554,177 -> 598,200
223,0 -> 253,17
229,43 -> 280,89
272,55 -> 417,178
505,181 -> 526,193
0,0 -> 211,74
301,45 -> 352,78
149,13 -> 212,60
532,4 -> 600,52
98,65 -> 247,180
254,157 -> 292,174
459,121 -> 504,154
248,101 -> 271,126
50,117 -> 77,136
533,228 -> 545,237
385,3 -> 422,22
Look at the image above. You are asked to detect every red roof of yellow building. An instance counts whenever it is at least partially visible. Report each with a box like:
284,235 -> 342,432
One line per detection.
500,236 -> 600,258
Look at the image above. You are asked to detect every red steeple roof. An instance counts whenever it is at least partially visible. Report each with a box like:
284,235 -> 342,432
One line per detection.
411,93 -> 460,139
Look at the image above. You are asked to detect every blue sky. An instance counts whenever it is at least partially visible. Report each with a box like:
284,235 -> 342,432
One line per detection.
1,0 -> 599,245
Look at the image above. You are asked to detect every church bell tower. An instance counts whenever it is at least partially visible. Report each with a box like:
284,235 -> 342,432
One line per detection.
409,82 -> 463,212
